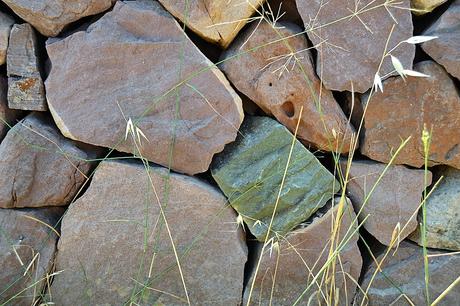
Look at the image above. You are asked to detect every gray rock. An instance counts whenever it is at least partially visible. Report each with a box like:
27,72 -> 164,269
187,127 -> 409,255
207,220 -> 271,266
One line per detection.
0,75 -> 22,140
0,113 -> 100,208
45,1 -> 243,175
295,0 -> 414,92
51,160 -> 247,305
211,116 -> 338,241
7,24 -> 46,111
0,11 -> 14,65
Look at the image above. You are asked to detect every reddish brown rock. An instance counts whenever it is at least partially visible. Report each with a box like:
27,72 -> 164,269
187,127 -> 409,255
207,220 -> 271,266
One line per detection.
51,160 -> 247,305
295,0 -> 414,92
222,22 -> 355,153
0,113 -> 99,208
2,0 -> 116,37
0,11 -> 14,65
422,0 -> 460,80
0,207 -> 62,306
243,198 -> 362,305
157,0 -> 264,48
45,1 -> 243,175
360,61 -> 460,169
340,159 -> 432,246
0,76 -> 22,140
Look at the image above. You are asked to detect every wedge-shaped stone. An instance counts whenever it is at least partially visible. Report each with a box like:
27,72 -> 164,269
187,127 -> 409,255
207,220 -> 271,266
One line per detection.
222,22 -> 355,153
360,61 -> 460,169
45,1 -> 243,175
211,116 -> 338,241
295,0 -> 414,92
51,160 -> 247,305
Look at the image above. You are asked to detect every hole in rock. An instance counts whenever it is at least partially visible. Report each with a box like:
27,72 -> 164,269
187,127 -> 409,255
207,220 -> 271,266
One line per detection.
268,82 -> 273,87
281,101 -> 295,118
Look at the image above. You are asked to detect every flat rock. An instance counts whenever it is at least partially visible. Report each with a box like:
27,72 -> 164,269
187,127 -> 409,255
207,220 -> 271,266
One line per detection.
51,160 -> 247,305
0,207 -> 62,305
340,159 -> 432,246
157,0 -> 263,48
2,0 -> 115,37
357,241 -> 460,305
295,0 -> 414,92
360,61 -> 460,169
0,75 -> 22,140
7,23 -> 46,111
0,113 -> 100,208
412,0 -> 448,14
422,0 -> 460,80
45,1 -> 243,175
244,198 -> 362,305
410,166 -> 460,250
0,11 -> 14,65
221,22 -> 356,153
211,116 -> 338,241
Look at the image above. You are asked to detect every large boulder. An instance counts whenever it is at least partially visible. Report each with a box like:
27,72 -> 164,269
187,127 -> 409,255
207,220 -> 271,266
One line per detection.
360,61 -> 460,169
295,0 -> 414,92
51,160 -> 247,305
1,0 -> 116,37
0,11 -> 14,65
211,116 -> 338,241
0,113 -> 100,208
0,207 -> 62,306
221,21 -> 356,153
45,1 -> 243,175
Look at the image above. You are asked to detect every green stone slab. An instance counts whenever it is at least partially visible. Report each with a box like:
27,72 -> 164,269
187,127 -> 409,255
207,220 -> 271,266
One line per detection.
211,116 -> 338,241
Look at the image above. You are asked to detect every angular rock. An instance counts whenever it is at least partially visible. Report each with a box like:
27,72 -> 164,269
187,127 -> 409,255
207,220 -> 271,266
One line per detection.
412,0 -> 448,14
360,61 -> 460,169
2,0 -> 116,37
0,76 -> 22,140
340,159 -> 432,246
157,0 -> 264,48
51,160 -> 247,305
410,166 -> 460,250
357,242 -> 460,305
211,116 -> 338,241
0,113 -> 100,208
7,23 -> 46,111
295,0 -> 414,92
422,0 -> 460,80
244,198 -> 362,305
45,1 -> 243,175
0,207 -> 62,306
222,22 -> 356,153
0,11 -> 14,65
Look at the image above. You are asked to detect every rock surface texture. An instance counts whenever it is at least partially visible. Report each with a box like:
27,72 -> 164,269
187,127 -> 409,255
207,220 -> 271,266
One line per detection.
45,1 -> 243,175
360,61 -> 460,169
0,113 -> 98,208
0,11 -> 14,65
222,22 -> 356,153
211,116 -> 338,241
340,160 -> 431,246
295,0 -> 415,92
0,208 -> 62,305
357,242 -> 460,305
1,0 -> 116,37
7,23 -> 46,111
51,160 -> 247,305
157,0 -> 264,48
422,0 -> 460,80
410,166 -> 460,250
244,199 -> 362,305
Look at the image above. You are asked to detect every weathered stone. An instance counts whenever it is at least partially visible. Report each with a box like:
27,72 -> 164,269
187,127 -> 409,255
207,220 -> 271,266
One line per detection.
412,0 -> 448,14
422,0 -> 460,80
51,160 -> 247,305
0,76 -> 22,140
7,23 -> 46,111
157,0 -> 264,48
0,11 -> 14,65
211,116 -> 338,241
357,242 -> 460,305
340,159 -> 432,246
0,113 -> 100,208
222,22 -> 356,153
410,166 -> 460,250
2,0 -> 115,37
45,1 -> 243,175
244,198 -> 362,305
0,207 -> 62,306
295,0 -> 414,92
360,61 -> 460,169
